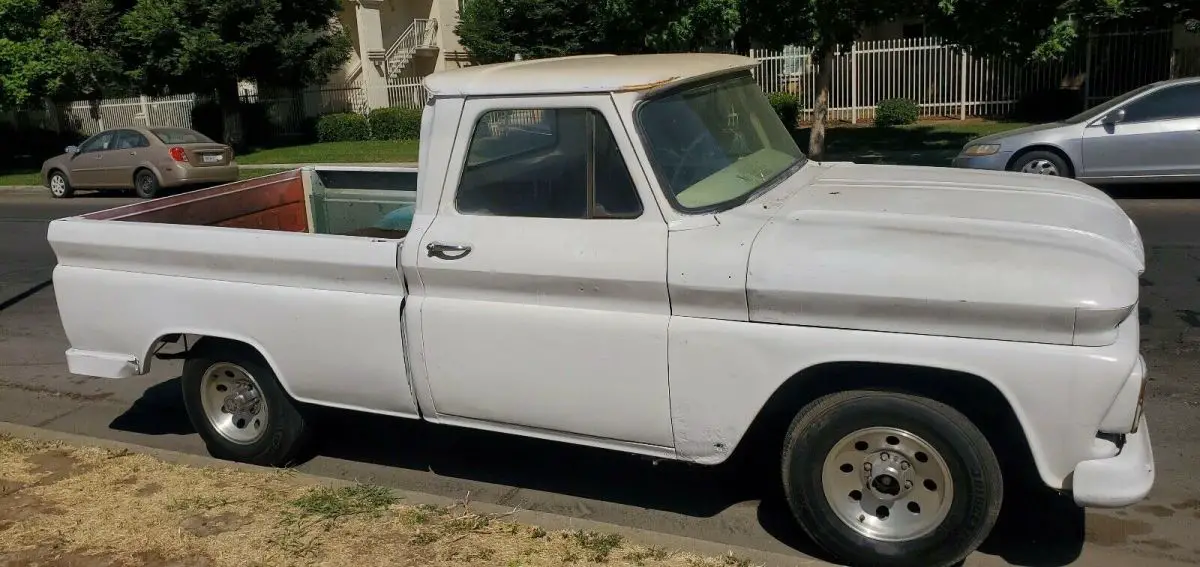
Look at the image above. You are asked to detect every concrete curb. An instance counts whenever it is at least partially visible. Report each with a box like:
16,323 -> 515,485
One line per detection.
0,420 -> 834,567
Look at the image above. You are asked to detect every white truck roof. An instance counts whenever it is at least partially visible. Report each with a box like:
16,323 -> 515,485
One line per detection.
423,53 -> 758,97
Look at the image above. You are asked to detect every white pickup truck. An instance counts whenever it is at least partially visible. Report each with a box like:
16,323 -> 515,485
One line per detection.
49,53 -> 1153,567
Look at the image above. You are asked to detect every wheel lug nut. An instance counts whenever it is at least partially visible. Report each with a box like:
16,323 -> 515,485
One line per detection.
864,463 -> 872,471
881,452 -> 889,461
904,480 -> 913,489
900,461 -> 909,470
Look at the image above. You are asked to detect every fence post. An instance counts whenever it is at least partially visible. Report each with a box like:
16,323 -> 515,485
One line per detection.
850,43 -> 858,124
139,95 -> 152,126
959,50 -> 968,120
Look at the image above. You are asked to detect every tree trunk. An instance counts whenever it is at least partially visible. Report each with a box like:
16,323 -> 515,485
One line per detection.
808,47 -> 834,160
216,80 -> 244,149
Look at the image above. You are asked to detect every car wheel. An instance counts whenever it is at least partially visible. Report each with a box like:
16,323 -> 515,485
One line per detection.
134,170 -> 161,199
782,390 -> 1003,567
48,171 -> 74,199
182,340 -> 313,467
1010,151 -> 1071,178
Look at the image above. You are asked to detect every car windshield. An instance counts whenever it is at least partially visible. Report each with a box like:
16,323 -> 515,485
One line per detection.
1062,82 -> 1161,124
151,128 -> 214,144
636,72 -> 806,212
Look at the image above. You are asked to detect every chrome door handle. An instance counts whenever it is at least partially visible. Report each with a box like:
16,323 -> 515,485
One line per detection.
426,242 -> 472,260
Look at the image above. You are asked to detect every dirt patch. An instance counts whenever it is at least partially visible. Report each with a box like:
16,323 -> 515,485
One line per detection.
1136,538 -> 1182,551
1085,514 -> 1154,546
180,512 -> 250,538
26,449 -> 85,485
0,436 -> 750,567
1173,499 -> 1200,511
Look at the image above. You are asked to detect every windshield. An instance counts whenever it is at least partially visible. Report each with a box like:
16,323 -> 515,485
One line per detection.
151,128 -> 215,144
1062,82 -> 1161,124
636,72 -> 806,212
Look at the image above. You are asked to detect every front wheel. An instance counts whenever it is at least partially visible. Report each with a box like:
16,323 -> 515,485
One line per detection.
1010,151 -> 1070,178
48,171 -> 74,199
182,341 -> 313,467
782,390 -> 1003,567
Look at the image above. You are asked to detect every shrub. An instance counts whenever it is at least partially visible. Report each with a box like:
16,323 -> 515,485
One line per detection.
767,92 -> 800,130
316,112 -> 370,142
875,98 -> 920,127
368,107 -> 422,140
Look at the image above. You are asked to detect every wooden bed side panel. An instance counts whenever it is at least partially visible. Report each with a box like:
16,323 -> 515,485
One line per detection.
81,170 -> 308,232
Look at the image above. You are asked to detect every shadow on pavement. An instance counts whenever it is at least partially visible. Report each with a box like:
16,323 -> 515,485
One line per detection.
108,377 -> 194,436
109,385 -> 1087,565
1098,182 -> 1200,200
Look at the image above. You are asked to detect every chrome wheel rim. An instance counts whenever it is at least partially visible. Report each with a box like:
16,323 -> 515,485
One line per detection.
821,427 -> 953,542
1020,159 -> 1060,176
199,363 -> 268,445
50,175 -> 66,196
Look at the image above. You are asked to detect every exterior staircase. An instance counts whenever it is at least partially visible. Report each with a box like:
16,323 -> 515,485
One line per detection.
385,19 -> 439,78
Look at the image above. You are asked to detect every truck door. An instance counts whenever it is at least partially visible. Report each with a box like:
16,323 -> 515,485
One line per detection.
409,96 -> 675,448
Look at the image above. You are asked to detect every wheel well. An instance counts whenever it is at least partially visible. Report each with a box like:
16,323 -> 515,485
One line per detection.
1007,145 -> 1075,177
146,333 -> 269,372
47,168 -> 65,183
133,166 -> 158,184
733,362 -> 1040,485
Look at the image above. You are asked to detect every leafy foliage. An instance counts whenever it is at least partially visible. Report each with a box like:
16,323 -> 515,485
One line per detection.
316,113 -> 370,142
0,0 -> 90,109
874,98 -> 919,126
767,92 -> 800,130
368,107 -> 422,141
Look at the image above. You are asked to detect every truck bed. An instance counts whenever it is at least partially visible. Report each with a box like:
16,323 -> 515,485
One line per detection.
79,167 -> 418,239
47,166 -> 423,418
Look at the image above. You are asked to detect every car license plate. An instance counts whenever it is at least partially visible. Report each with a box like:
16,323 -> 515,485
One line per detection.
202,154 -> 222,163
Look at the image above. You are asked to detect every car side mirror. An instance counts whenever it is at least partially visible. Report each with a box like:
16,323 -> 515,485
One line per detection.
65,145 -> 79,155
1102,109 -> 1126,125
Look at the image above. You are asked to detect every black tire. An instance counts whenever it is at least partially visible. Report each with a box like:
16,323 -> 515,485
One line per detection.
1009,150 -> 1071,178
182,340 -> 312,467
782,390 -> 1003,567
134,169 -> 161,199
48,170 -> 74,199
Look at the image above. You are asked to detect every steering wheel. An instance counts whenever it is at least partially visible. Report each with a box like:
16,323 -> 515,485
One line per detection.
662,133 -> 718,192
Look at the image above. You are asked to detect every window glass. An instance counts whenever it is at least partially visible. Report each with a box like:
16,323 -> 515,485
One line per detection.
114,130 -> 149,149
1122,84 -> 1200,122
637,72 -> 806,212
79,132 -> 114,153
456,108 -> 642,219
151,127 -> 215,144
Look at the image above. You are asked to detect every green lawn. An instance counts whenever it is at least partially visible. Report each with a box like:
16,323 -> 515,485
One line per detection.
236,140 -> 420,165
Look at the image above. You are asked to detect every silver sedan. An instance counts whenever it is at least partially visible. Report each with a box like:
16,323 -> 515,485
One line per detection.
952,77 -> 1200,184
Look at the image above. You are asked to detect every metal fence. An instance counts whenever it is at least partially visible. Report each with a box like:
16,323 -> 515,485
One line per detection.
749,28 -> 1186,123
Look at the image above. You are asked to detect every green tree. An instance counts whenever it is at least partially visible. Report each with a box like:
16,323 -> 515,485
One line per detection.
116,0 -> 351,145
0,0 -> 89,110
455,0 -> 742,64
744,0 -> 912,158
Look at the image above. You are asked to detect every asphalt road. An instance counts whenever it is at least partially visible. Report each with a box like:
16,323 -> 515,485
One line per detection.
1,186 -> 1198,567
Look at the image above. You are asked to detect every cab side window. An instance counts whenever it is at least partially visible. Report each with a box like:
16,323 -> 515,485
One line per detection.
114,130 -> 150,150
1122,84 -> 1200,123
456,108 -> 642,219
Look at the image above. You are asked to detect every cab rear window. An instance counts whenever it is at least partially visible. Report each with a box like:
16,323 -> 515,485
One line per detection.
151,128 -> 215,144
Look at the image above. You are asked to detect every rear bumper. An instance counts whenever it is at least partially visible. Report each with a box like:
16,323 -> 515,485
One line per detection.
162,163 -> 239,187
1071,415 -> 1155,507
65,348 -> 139,378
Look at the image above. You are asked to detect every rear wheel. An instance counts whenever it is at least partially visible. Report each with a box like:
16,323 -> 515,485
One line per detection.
48,171 -> 73,199
782,390 -> 1003,567
182,341 -> 313,467
134,170 -> 161,199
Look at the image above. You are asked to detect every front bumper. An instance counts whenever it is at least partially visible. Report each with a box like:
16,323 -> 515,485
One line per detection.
1071,415 -> 1155,507
950,151 -> 1013,171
